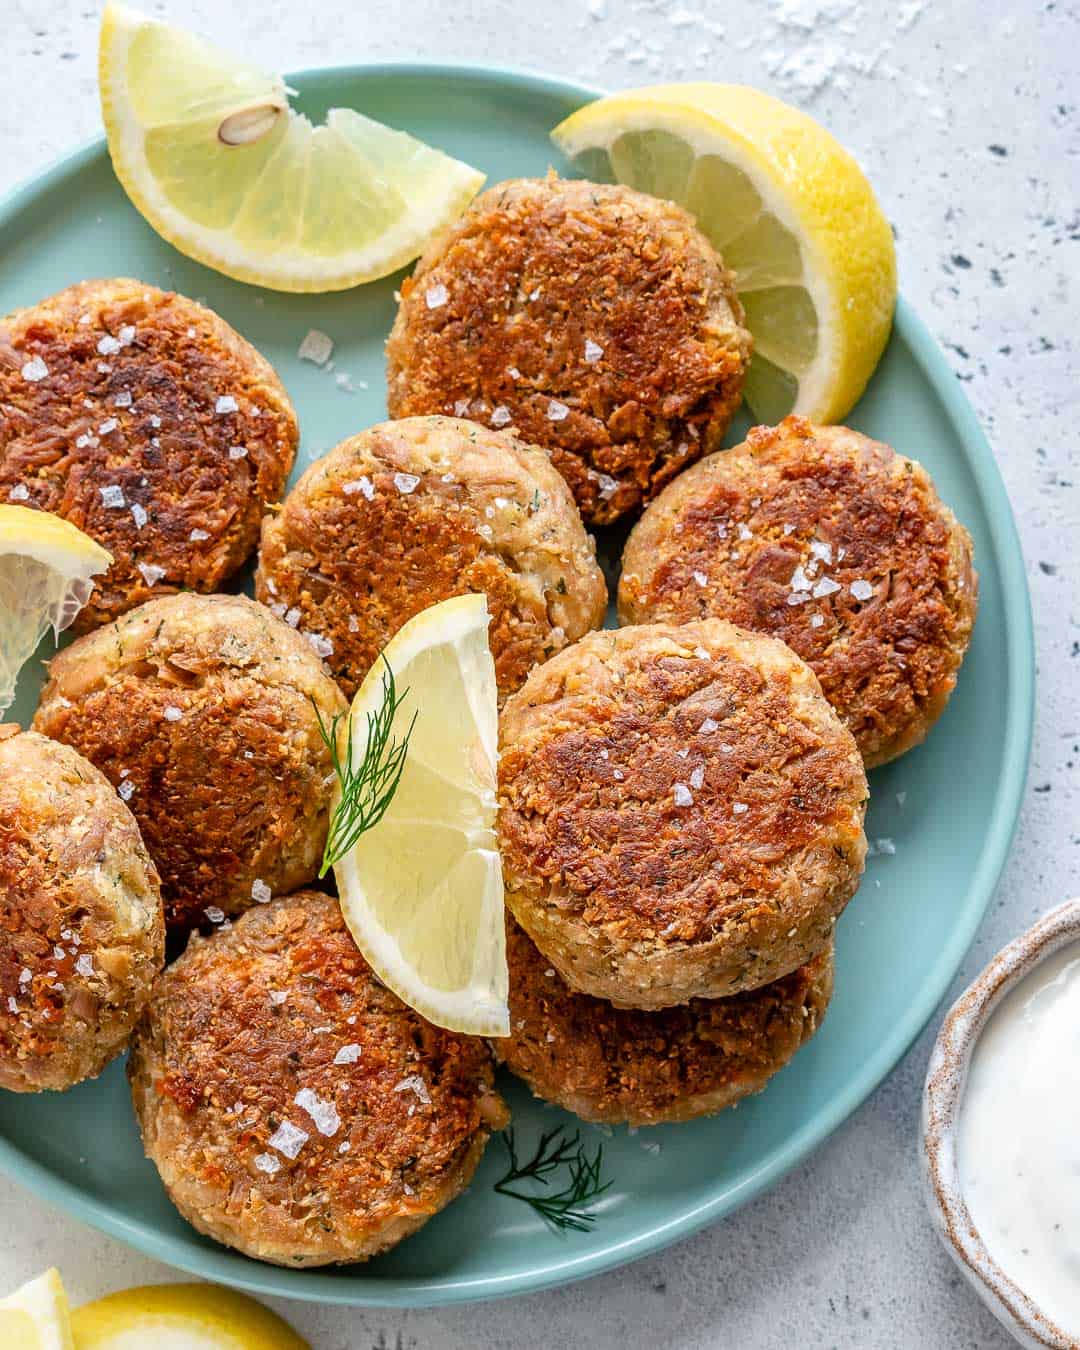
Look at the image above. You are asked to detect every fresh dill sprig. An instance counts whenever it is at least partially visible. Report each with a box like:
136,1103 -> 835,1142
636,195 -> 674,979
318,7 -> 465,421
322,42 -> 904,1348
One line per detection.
493,1126 -> 612,1233
314,657 -> 417,876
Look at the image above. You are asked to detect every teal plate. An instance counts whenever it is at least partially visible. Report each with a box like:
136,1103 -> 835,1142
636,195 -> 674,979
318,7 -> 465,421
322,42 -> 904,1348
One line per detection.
0,65 -> 1033,1306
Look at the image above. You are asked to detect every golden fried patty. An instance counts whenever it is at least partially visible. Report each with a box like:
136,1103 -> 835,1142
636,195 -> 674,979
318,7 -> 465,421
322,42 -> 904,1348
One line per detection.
128,892 -> 507,1267
0,278 -> 298,630
0,728 -> 163,1092
386,178 -> 751,525
501,919 -> 833,1125
33,593 -> 346,936
498,621 -> 867,1008
256,416 -> 607,701
618,417 -> 978,767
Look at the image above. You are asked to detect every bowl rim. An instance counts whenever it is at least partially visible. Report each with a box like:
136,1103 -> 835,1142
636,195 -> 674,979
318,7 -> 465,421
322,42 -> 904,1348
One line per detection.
922,899 -> 1080,1350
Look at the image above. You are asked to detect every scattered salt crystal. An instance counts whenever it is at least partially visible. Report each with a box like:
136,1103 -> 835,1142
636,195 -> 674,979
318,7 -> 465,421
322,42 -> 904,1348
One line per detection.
99,484 -> 125,509
789,563 -> 813,593
130,503 -> 148,529
869,837 -> 897,856
118,325 -> 136,346
298,329 -> 334,365
228,445 -> 247,460
73,954 -> 94,977
96,363 -> 111,374
641,1140 -> 661,1155
787,591 -> 811,606
850,579 -> 874,601
97,335 -> 121,356
809,538 -> 833,564
334,1043 -> 361,1065
6,997 -> 16,1013
394,1074 -> 432,1105
613,768 -> 625,780
163,706 -> 182,722
186,327 -> 197,338
700,717 -> 718,734
692,570 -> 708,587
137,562 -> 166,586
113,390 -> 133,408
783,522 -> 796,536
268,1120 -> 309,1159
306,631 -> 334,659
8,483 -> 29,501
732,801 -> 749,815
547,399 -> 570,422
490,405 -> 512,427
78,314 -> 90,326
19,968 -> 31,985
149,414 -> 162,429
507,366 -> 521,380
284,607 -> 301,628
76,434 -> 100,450
597,474 -> 618,500
335,372 -> 355,392
53,946 -> 65,960
252,879 -> 272,904
584,339 -> 604,363
812,576 -> 841,598
189,528 -> 210,542
254,1152 -> 281,1175
810,613 -> 825,628
204,906 -> 226,924
453,399 -> 472,417
673,783 -> 693,807
215,395 -> 239,415
117,779 -> 136,801
20,355 -> 48,382
294,1087 -> 341,1136
694,646 -> 709,660
738,523 -> 753,541
394,472 -> 421,495
690,765 -> 705,790
343,477 -> 376,500
424,283 -> 449,310
896,791 -> 907,808
529,287 -> 542,301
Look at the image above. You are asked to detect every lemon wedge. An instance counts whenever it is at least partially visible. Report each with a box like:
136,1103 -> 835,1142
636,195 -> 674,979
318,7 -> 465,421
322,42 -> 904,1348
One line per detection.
332,594 -> 508,1037
0,1269 -> 74,1350
70,1283 -> 308,1348
99,2 -> 485,292
552,83 -> 897,423
0,505 -> 111,712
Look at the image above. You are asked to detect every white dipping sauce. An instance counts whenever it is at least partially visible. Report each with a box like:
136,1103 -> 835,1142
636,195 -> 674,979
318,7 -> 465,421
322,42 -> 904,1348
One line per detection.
959,942 -> 1080,1337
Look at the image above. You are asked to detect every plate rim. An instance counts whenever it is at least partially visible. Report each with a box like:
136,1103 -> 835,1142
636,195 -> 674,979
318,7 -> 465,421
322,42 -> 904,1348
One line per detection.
0,59 -> 1035,1308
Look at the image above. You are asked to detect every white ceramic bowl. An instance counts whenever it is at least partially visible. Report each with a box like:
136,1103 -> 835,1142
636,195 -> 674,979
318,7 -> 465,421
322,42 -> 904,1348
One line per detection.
923,899 -> 1080,1349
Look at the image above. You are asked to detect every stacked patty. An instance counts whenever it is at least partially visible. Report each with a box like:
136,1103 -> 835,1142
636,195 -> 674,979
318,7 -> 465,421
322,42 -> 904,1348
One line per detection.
0,278 -> 298,630
387,177 -> 752,525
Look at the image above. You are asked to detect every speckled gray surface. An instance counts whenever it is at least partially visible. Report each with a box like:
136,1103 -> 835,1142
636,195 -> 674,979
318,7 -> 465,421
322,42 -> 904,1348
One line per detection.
0,1 -> 1076,1345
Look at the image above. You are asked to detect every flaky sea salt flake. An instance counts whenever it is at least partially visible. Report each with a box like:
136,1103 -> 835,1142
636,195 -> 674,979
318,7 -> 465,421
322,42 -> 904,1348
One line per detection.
215,395 -> 239,415
424,283 -> 449,310
268,1120 -> 309,1159
394,472 -> 421,495
21,356 -> 48,382
294,1087 -> 341,1136
99,485 -> 125,509
298,329 -> 334,365
334,1043 -> 361,1065
252,879 -> 272,904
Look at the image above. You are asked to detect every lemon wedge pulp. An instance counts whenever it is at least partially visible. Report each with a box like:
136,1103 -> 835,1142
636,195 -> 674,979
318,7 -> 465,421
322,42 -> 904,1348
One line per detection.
0,1269 -> 73,1350
0,505 -> 111,713
552,83 -> 897,424
71,1283 -> 308,1348
332,594 -> 509,1037
99,2 -> 485,292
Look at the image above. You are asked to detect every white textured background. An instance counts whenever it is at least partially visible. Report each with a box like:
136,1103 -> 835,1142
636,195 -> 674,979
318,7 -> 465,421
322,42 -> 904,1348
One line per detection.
1,1 -> 1077,1346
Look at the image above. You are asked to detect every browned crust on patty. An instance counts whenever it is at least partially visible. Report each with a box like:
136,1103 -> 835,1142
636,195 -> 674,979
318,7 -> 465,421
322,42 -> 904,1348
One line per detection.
619,416 -> 978,767
32,593 -> 346,936
0,278 -> 298,630
498,621 -> 867,1007
255,416 -> 607,701
0,730 -> 163,1092
500,919 -> 833,1125
128,892 -> 507,1266
386,178 -> 751,525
